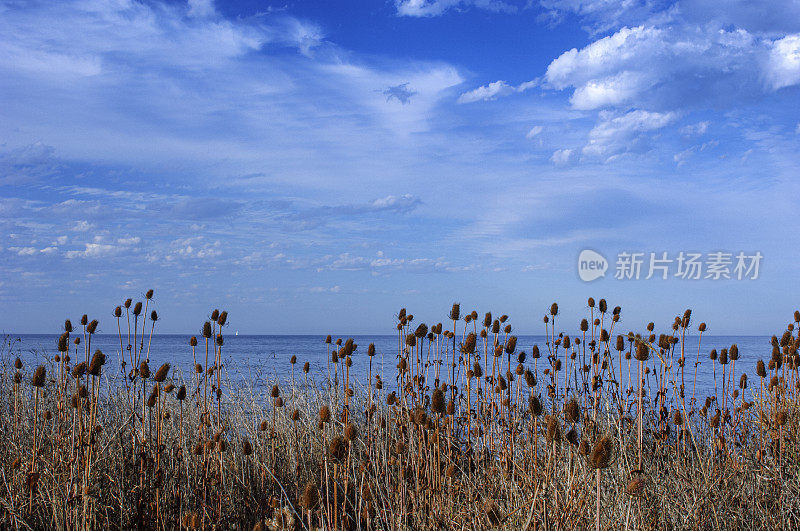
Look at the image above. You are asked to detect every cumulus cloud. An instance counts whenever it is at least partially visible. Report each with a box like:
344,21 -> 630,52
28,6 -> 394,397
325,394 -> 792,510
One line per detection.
64,243 -> 116,259
764,35 -> 800,90
550,148 -> 576,165
457,79 -> 538,103
582,109 -> 677,161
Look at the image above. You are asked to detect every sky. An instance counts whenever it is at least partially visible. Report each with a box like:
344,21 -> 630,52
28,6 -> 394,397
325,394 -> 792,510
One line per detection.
1,0 -> 799,336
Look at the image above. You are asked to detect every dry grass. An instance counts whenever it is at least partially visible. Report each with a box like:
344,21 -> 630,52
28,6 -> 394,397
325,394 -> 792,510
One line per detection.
1,294 -> 800,530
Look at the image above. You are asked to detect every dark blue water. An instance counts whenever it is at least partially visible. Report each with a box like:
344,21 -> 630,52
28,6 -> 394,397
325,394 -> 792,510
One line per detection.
2,333 -> 773,403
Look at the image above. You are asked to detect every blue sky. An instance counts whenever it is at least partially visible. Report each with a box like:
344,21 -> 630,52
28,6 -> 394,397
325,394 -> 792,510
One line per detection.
1,0 -> 799,335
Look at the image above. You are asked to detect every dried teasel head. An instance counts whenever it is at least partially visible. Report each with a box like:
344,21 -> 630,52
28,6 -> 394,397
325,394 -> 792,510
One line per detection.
57,332 -> 70,352
328,436 -> 347,461
757,360 -> 766,378
271,385 -> 280,398
139,361 -> 150,379
31,365 -> 46,388
86,320 -> 98,334
301,482 -> 319,509
319,405 -> 331,423
589,436 -> 613,469
202,322 -> 212,339
242,439 -> 253,456
72,362 -> 87,379
431,388 -> 445,414
88,350 -> 106,376
217,311 -> 228,326
344,423 -> 358,441
449,303 -> 461,321
154,363 -> 170,382
564,399 -> 580,423
177,385 -> 187,400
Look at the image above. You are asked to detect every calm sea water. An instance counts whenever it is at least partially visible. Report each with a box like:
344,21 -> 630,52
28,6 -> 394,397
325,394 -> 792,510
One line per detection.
2,333 -> 774,402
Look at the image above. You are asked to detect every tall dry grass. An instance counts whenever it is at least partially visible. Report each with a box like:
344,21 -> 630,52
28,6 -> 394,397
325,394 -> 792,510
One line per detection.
1,293 -> 799,529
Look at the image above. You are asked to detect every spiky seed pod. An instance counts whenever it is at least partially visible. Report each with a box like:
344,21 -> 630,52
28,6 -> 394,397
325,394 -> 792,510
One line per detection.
730,344 -> 739,361
450,303 -> 461,321
114,306 -> 122,318
600,329 -> 609,342
301,483 -> 319,509
447,400 -> 455,415
504,324 -> 512,334
189,336 -> 198,347
505,336 -> 517,354
492,320 -> 500,334
757,360 -> 766,378
202,322 -> 212,339
31,366 -> 46,388
578,440 -> 590,456
473,362 -> 483,378
777,411 -> 787,426
598,299 -> 607,313
565,399 -> 580,423
626,477 -> 645,497
274,397 -> 284,408
195,363 -> 203,374
147,393 -> 157,408
86,320 -> 98,334
395,441 -> 407,454
217,311 -> 228,326
415,323 -> 428,338
216,334 -> 223,347
498,376 -> 507,391
719,348 -> 728,365
270,385 -> 280,398
345,423 -> 358,441
550,303 -> 558,316
88,350 -> 106,376
590,437 -> 613,469
57,332 -> 70,352
634,343 -> 650,361
14,372 -> 21,384
524,369 -> 536,388
72,362 -> 87,379
739,374 -> 747,389
291,409 -> 300,421
81,314 -> 89,326
616,335 -> 625,352
673,409 -> 683,425
328,436 -> 347,461
242,439 -> 253,456
153,363 -> 169,382
462,332 -> 477,354
405,334 -> 416,347
566,429 -> 579,446
319,405 -> 331,423
15,357 -> 22,370
139,362 -> 150,379
176,385 -> 186,401
431,388 -> 445,414
546,416 -> 561,443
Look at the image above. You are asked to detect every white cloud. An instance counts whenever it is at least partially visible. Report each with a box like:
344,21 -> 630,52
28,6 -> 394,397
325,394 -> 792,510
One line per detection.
71,221 -> 93,232
544,24 -> 792,114
526,125 -> 544,138
550,148 -> 576,165
117,236 -> 141,245
680,121 -> 710,136
457,78 -> 538,103
39,246 -> 58,255
583,109 -> 677,160
9,246 -> 37,256
64,243 -> 116,259
764,34 -> 800,91
395,0 -> 517,17
53,235 -> 68,245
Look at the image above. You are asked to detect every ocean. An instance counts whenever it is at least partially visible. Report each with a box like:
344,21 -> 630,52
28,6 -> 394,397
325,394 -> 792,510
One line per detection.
2,333 -> 773,403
